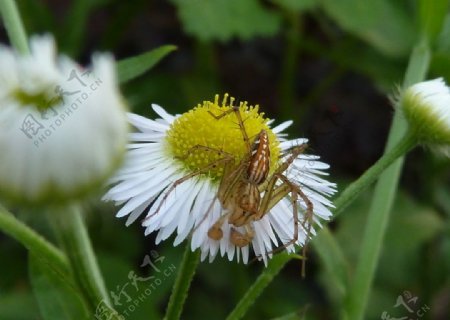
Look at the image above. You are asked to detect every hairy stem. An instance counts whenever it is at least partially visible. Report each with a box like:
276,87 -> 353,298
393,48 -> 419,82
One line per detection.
164,244 -> 201,320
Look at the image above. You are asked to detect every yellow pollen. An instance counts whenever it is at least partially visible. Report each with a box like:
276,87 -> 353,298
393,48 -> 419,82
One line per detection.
166,94 -> 281,181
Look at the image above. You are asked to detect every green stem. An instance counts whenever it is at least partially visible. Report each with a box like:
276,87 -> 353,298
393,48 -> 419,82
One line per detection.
0,205 -> 69,275
164,243 -> 201,320
226,253 -> 293,320
49,204 -> 118,318
225,130 -> 418,319
344,40 -> 431,320
0,0 -> 29,53
333,131 -> 417,218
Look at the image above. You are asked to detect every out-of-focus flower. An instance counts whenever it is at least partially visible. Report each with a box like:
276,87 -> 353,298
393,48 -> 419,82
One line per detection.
104,94 -> 336,264
0,35 -> 128,205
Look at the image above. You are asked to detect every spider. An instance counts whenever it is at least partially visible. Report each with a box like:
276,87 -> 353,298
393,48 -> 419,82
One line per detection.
205,107 -> 314,255
146,104 -> 314,262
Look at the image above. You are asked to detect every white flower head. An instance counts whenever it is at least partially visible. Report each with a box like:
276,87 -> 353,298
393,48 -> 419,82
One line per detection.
402,78 -> 450,155
0,35 -> 128,205
104,94 -> 337,264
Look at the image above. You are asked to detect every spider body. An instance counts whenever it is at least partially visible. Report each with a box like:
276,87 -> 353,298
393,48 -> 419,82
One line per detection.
205,108 -> 312,253
210,129 -> 271,246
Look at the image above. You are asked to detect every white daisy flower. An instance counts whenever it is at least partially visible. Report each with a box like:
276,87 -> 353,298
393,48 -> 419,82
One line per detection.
104,94 -> 336,264
0,35 -> 128,205
401,78 -> 450,156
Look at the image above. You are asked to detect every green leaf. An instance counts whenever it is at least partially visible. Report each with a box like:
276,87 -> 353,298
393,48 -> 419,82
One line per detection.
313,227 -> 349,305
436,13 -> 450,53
364,193 -> 444,318
170,0 -> 282,41
419,0 -> 449,43
431,14 -> 450,82
29,253 -> 90,320
430,52 -> 450,82
117,45 -> 177,84
272,0 -> 317,12
319,0 -> 415,57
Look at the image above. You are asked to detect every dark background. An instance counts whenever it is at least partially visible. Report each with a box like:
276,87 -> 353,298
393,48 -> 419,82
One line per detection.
1,1 -> 449,319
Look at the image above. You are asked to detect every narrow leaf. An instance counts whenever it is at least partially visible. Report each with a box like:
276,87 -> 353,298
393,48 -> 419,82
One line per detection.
313,227 -> 349,302
117,45 -> 177,84
29,253 -> 90,320
419,0 -> 449,43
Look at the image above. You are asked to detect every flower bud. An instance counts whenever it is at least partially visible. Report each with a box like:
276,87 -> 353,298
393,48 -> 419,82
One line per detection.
401,78 -> 450,155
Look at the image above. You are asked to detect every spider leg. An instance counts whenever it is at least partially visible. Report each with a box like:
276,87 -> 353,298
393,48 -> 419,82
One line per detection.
175,144 -> 234,161
251,142 -> 313,274
253,142 -> 309,217
276,174 -> 313,277
203,164 -> 248,241
143,145 -> 234,222
208,105 -> 251,153
218,160 -> 248,205
276,143 -> 308,173
251,174 -> 298,255
192,160 -> 247,240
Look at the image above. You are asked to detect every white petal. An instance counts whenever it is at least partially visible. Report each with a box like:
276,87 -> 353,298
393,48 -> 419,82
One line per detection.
272,120 -> 293,134
128,112 -> 169,132
152,104 -> 176,123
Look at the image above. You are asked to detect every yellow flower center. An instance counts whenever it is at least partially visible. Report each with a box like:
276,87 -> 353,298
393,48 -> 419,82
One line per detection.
166,94 -> 281,181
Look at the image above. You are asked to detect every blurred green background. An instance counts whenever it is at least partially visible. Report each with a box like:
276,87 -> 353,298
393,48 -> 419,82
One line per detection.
1,0 -> 449,319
